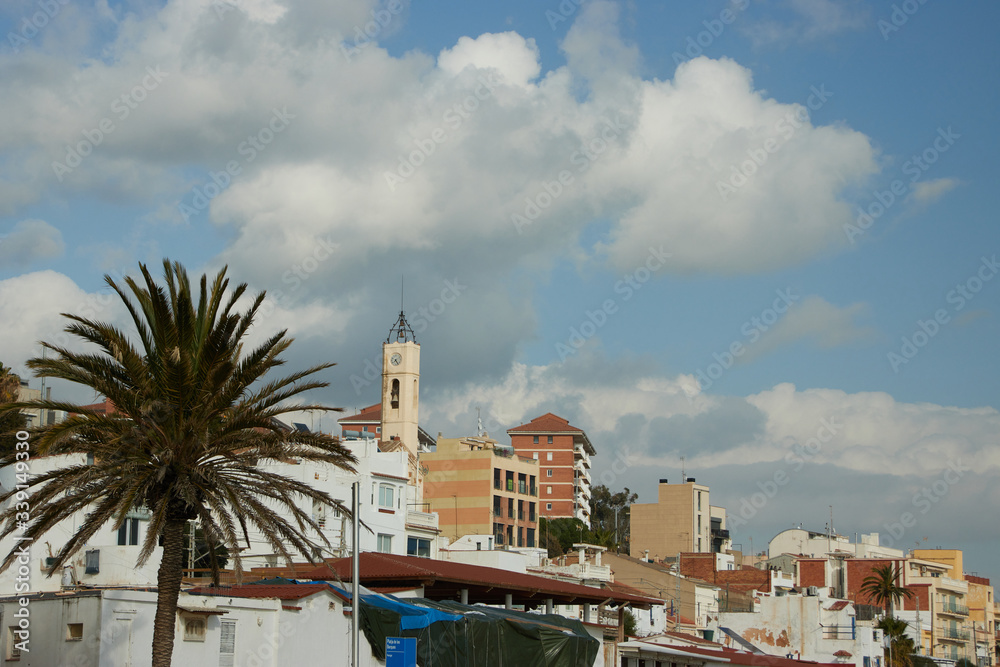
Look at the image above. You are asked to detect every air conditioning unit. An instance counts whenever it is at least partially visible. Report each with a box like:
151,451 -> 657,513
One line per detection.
806,586 -> 819,596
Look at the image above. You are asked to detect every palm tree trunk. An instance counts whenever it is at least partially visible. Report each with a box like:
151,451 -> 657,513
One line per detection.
152,519 -> 186,667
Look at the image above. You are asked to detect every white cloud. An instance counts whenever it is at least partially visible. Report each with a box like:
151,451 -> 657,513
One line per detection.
438,32 -> 541,87
911,177 -> 959,205
0,220 -> 65,268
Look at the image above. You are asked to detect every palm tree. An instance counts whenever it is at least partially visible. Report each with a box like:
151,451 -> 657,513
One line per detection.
0,363 -> 27,455
878,615 -> 916,667
861,562 -> 914,617
0,260 -> 357,667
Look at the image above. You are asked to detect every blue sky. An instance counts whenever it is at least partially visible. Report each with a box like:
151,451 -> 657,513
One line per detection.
1,0 -> 999,579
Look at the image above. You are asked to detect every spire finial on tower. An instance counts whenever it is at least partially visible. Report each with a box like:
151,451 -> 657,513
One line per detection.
386,277 -> 416,343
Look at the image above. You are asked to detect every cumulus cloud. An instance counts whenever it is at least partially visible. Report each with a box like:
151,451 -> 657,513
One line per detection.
0,220 -> 65,268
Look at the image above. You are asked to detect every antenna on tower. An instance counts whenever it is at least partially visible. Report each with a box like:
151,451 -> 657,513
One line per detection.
477,407 -> 484,437
681,456 -> 685,481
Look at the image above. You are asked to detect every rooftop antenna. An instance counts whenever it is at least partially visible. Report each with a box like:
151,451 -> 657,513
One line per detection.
681,456 -> 685,481
477,407 -> 484,437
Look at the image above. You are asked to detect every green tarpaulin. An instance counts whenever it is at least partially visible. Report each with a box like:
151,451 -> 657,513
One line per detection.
356,593 -> 599,667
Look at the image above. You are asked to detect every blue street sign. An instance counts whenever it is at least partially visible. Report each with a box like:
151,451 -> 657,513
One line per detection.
386,636 -> 417,667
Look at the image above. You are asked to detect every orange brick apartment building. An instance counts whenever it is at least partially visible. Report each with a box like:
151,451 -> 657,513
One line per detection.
507,413 -> 595,528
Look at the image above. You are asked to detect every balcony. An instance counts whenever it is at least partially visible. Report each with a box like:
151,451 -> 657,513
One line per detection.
939,602 -> 969,617
938,627 -> 971,642
405,510 -> 439,531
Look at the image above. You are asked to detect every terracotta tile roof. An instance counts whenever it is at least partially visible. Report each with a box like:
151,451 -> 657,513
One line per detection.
338,404 -> 381,424
507,413 -> 581,434
317,552 -> 660,607
826,600 -> 851,611
630,641 -> 842,667
507,413 -> 596,455
187,583 -> 338,601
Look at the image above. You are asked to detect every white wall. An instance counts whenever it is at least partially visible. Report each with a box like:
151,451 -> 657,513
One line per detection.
0,454 -> 163,596
0,587 -> 373,667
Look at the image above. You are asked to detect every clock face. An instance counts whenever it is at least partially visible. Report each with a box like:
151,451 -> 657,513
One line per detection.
390,353 -> 402,366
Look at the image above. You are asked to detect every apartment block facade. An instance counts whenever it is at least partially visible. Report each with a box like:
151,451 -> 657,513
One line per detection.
507,413 -> 595,527
630,478 -> 729,560
422,435 -> 539,548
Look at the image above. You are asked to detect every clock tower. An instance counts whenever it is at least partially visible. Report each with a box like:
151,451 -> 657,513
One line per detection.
380,310 -> 420,458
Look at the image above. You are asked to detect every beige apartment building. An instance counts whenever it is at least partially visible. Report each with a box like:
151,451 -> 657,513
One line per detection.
422,435 -> 540,549
630,478 -> 729,561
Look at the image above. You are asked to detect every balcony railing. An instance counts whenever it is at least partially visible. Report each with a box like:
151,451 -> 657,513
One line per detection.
939,603 -> 969,616
939,627 -> 971,641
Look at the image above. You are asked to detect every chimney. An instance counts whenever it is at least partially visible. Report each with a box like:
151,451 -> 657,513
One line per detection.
644,549 -> 649,562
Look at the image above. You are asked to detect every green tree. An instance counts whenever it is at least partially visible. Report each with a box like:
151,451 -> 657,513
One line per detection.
0,364 -> 27,455
878,615 -> 916,667
0,261 -> 356,667
860,563 -> 914,617
539,517 -> 595,557
623,608 -> 637,637
588,484 -> 637,552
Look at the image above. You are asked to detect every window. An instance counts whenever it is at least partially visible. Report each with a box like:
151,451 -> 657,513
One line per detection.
527,528 -> 535,548
546,452 -> 553,461
533,436 -> 539,444
493,496 -> 503,517
546,503 -> 552,510
507,497 -> 514,519
85,549 -> 100,574
377,534 -> 392,553
546,469 -> 553,477
407,537 -> 431,557
390,379 -> 399,409
8,626 -> 22,660
219,620 -> 236,667
183,617 -> 206,642
529,502 -> 536,521
378,484 -> 394,509
547,436 -> 553,444
533,452 -> 538,459
117,518 -> 139,546
518,527 -> 523,547
547,486 -> 552,495
66,623 -> 84,641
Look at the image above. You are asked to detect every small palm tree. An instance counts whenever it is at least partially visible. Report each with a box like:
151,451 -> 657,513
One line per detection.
0,260 -> 357,667
878,616 -> 916,667
861,562 -> 914,617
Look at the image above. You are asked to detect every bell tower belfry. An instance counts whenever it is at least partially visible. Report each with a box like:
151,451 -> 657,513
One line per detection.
380,310 -> 420,458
